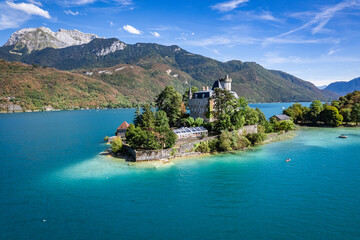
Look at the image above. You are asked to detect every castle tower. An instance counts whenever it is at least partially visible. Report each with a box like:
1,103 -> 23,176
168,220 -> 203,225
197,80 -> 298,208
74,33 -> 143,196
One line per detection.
223,75 -> 232,91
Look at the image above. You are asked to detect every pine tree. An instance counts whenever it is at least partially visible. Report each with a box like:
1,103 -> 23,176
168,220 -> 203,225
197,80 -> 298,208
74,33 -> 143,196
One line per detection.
133,107 -> 142,127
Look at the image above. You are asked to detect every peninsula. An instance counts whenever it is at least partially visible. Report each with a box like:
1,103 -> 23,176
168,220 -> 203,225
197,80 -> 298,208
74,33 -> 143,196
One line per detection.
106,76 -> 295,162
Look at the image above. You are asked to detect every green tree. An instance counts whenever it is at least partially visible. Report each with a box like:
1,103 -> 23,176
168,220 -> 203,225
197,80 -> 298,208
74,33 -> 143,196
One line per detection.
212,88 -> 238,119
351,103 -> 360,125
133,107 -> 142,127
244,107 -> 259,125
140,104 -> 155,129
218,130 -> 233,151
155,110 -> 170,131
309,100 -> 323,123
278,120 -> 295,131
256,108 -> 267,125
155,86 -> 182,126
211,88 -> 242,132
111,137 -> 123,153
320,105 -> 343,127
185,116 -> 195,127
230,110 -> 246,130
142,131 -> 161,150
164,130 -> 177,148
283,103 -> 305,123
194,117 -> 204,127
339,108 -> 352,124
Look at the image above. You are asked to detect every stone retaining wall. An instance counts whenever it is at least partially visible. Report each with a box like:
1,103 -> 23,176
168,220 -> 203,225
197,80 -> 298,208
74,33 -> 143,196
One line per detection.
238,125 -> 258,135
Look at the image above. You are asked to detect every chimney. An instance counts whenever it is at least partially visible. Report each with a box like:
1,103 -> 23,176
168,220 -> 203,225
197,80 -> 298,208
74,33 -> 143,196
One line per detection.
202,86 -> 205,91
206,86 -> 209,91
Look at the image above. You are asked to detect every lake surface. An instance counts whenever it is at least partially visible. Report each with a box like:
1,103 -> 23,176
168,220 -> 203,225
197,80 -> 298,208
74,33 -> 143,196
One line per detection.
1,103 -> 359,240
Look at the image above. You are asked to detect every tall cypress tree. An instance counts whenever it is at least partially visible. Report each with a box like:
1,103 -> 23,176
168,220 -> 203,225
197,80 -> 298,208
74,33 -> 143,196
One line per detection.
133,107 -> 142,127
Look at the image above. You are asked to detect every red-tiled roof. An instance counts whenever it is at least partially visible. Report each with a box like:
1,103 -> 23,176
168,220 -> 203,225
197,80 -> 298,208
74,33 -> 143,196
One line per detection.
117,121 -> 130,130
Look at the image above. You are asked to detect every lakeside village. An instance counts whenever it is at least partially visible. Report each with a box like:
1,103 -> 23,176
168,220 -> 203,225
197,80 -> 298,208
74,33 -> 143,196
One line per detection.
106,76 -> 360,162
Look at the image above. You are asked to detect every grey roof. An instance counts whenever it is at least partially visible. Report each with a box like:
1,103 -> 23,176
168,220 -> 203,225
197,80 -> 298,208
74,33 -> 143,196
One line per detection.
212,80 -> 223,90
194,90 -> 214,94
274,114 -> 291,120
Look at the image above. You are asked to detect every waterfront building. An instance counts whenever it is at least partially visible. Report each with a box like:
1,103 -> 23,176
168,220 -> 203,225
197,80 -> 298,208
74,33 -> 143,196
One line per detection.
272,114 -> 292,121
116,121 -> 130,137
189,75 -> 238,122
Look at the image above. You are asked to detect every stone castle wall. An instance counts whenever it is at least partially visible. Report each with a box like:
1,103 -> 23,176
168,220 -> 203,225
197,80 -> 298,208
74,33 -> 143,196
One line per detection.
189,98 -> 209,120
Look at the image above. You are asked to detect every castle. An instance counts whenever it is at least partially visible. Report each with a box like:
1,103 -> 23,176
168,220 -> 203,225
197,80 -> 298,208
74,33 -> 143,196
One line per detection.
189,75 -> 238,122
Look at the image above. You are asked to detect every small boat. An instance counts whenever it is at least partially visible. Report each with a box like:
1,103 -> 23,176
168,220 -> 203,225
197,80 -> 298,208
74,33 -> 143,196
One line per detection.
286,159 -> 291,162
339,134 -> 348,139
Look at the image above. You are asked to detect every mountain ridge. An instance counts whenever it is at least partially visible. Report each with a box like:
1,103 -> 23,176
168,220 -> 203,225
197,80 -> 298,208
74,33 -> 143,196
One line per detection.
3,27 -> 101,53
324,77 -> 360,96
0,28 -> 338,103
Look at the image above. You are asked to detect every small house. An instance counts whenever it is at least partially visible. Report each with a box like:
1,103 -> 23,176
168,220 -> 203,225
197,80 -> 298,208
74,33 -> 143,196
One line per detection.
116,121 -> 130,137
272,114 -> 291,121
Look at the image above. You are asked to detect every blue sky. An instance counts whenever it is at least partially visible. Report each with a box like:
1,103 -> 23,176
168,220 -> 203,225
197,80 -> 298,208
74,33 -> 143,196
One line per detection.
0,0 -> 360,86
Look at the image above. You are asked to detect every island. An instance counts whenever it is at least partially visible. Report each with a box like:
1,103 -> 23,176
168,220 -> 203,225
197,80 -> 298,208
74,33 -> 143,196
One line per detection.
106,76 -> 295,162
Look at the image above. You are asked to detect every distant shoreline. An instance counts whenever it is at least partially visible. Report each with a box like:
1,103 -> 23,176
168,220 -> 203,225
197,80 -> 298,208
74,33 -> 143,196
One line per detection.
0,102 -> 314,114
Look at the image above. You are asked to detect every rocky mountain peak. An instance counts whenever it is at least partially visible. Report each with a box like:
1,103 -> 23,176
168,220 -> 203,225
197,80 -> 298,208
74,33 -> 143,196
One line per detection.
4,27 -> 102,52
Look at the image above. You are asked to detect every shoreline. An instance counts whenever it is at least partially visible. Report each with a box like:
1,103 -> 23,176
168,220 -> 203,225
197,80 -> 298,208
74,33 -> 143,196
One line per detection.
107,130 -> 297,164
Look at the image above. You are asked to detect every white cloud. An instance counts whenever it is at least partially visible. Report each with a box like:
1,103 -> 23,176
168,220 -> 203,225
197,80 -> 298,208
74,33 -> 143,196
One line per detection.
0,1 -> 51,30
61,0 -> 133,6
263,36 -> 337,46
262,0 -> 360,46
27,0 -> 42,6
258,11 -> 279,22
64,10 -> 79,15
151,31 -> 160,37
282,0 -> 360,37
221,10 -> 281,22
6,1 -> 51,19
109,21 -> 114,26
262,52 -> 360,65
186,35 -> 257,47
0,13 -> 29,30
211,0 -> 249,12
327,47 -> 341,55
122,24 -> 141,34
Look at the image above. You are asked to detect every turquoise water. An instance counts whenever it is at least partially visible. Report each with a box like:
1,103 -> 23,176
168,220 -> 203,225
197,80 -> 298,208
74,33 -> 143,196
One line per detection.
0,105 -> 359,240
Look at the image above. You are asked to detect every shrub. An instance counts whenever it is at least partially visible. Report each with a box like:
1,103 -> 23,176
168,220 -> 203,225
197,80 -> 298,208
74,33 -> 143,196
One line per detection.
195,141 -> 211,153
246,132 -> 267,145
233,136 -> 251,150
104,136 -> 109,141
111,137 -> 123,153
218,130 -> 233,151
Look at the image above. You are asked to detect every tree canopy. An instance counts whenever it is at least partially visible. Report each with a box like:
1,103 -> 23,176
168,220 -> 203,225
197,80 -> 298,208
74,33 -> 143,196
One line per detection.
155,86 -> 182,126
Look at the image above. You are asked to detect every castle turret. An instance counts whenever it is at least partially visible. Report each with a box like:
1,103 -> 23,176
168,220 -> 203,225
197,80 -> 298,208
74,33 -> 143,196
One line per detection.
189,85 -> 192,100
223,75 -> 232,91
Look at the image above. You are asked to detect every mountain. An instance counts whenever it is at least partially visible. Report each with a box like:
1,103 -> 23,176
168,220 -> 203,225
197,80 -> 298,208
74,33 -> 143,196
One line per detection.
75,63 -> 198,103
3,27 -> 100,53
316,85 -> 328,90
0,28 -> 338,103
0,60 -> 130,111
0,60 -> 198,111
324,77 -> 360,96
